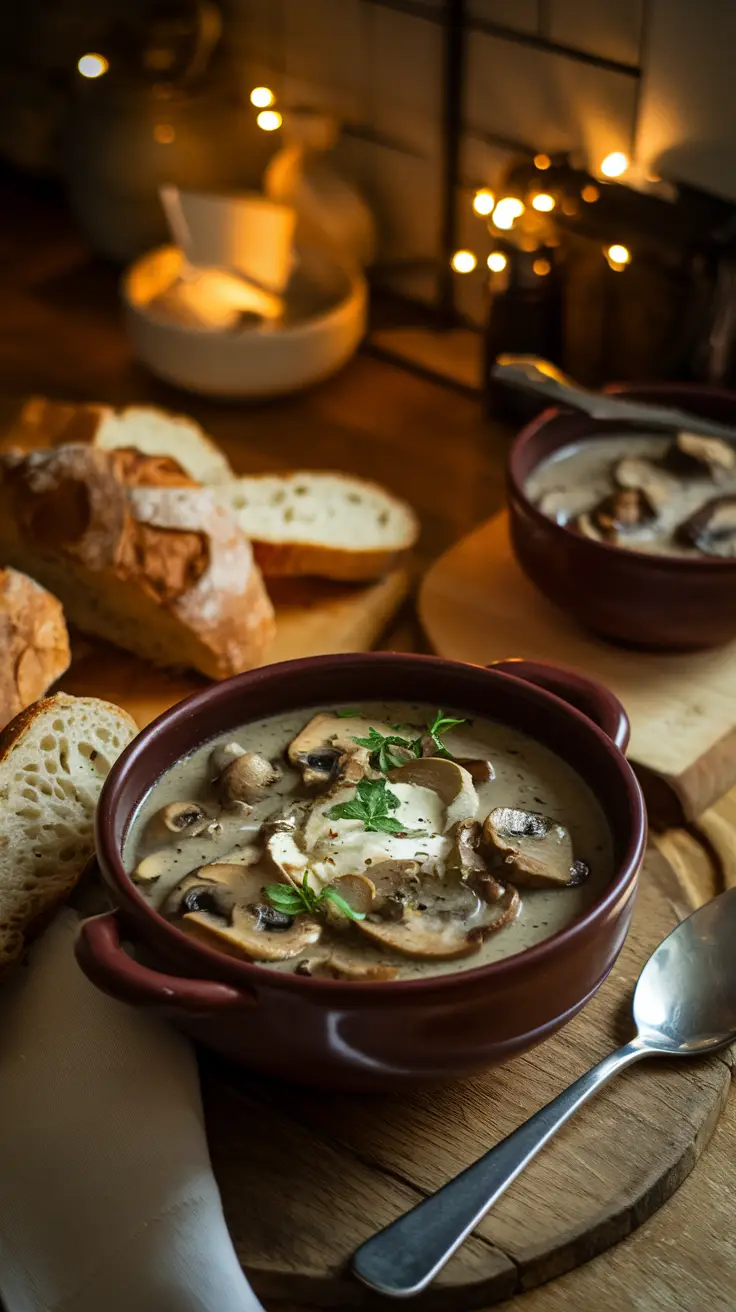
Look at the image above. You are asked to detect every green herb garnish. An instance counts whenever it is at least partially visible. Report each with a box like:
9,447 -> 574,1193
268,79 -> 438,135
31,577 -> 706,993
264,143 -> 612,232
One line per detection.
352,726 -> 421,773
265,871 -> 366,922
335,708 -> 362,718
352,710 -> 467,773
423,710 -> 467,758
326,776 -> 411,834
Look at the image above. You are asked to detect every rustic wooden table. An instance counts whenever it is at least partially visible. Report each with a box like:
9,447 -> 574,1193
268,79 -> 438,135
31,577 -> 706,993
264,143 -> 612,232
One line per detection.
0,171 -> 733,1312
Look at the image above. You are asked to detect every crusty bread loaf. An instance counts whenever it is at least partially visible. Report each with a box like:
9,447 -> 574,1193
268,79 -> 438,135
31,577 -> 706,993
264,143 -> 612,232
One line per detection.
0,568 -> 70,730
217,471 -> 419,581
7,397 -> 233,485
0,446 -> 275,678
0,693 -> 137,978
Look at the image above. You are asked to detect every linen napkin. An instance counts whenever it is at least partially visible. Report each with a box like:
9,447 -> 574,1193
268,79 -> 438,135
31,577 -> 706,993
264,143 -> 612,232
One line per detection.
0,907 -> 266,1312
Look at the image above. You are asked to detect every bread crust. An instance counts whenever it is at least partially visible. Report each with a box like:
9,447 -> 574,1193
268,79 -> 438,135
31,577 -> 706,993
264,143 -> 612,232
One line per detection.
6,397 -> 233,482
0,446 -> 275,678
225,470 -> 419,582
0,693 -> 138,978
0,568 -> 70,729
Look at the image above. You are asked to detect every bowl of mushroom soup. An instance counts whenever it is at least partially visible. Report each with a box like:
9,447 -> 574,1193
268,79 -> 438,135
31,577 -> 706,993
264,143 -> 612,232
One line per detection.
77,653 -> 645,1090
508,383 -> 736,650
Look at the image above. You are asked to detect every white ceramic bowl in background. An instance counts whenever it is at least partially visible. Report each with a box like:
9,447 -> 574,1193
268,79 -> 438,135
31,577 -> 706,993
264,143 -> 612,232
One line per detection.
122,244 -> 367,398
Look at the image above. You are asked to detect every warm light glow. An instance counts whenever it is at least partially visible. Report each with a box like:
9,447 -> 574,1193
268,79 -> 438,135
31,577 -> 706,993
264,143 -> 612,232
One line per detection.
473,188 -> 496,216
451,249 -> 477,273
519,234 -> 539,252
78,53 -> 108,78
534,153 -> 551,170
600,151 -> 629,178
607,244 -> 631,265
561,197 -> 578,216
487,251 -> 507,272
533,258 -> 551,276
153,123 -> 175,144
250,86 -> 275,108
493,197 -> 525,230
257,110 -> 282,131
581,184 -> 600,203
532,193 -> 555,212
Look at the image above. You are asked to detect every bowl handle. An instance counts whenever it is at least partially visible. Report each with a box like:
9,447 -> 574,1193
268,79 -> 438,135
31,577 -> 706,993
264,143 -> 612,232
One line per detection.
75,912 -> 257,1015
489,659 -> 630,752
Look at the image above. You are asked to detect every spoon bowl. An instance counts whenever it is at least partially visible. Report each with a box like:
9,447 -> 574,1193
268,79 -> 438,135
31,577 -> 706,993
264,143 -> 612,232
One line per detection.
353,889 -> 736,1298
633,887 -> 736,1054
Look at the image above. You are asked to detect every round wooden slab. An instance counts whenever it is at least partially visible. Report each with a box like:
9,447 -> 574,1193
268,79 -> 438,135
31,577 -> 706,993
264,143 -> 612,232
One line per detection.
199,849 -> 732,1310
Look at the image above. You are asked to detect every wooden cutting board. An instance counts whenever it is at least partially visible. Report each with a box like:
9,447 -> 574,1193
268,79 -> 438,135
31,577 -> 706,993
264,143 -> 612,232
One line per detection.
200,844 -> 733,1310
418,512 -> 736,826
57,570 -> 411,727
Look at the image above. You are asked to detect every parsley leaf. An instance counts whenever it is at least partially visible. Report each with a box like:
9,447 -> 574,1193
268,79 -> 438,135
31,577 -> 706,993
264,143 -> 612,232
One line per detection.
264,875 -> 366,922
335,708 -> 362,718
421,709 -> 467,758
327,776 -> 405,832
352,727 -> 420,772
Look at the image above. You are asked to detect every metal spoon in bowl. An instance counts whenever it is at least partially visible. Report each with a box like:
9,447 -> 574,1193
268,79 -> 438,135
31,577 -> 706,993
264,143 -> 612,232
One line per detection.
352,889 -> 736,1300
491,355 -> 736,442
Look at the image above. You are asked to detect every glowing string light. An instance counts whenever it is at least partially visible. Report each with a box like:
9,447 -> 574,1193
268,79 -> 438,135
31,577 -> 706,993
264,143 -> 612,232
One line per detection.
257,110 -> 282,131
78,53 -> 108,78
451,250 -> 477,273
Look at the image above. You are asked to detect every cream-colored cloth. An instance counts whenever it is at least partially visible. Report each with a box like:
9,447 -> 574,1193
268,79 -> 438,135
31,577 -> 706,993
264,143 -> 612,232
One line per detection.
0,908 -> 265,1312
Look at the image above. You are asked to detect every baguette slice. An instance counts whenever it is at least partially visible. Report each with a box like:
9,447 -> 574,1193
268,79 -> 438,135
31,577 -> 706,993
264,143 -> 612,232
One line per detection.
217,471 -> 420,581
0,568 -> 71,730
8,397 -> 233,485
0,446 -> 275,679
0,693 -> 137,978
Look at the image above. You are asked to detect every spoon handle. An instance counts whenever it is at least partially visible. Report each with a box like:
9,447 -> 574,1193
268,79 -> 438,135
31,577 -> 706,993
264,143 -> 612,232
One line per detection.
491,358 -> 736,441
352,1040 -> 646,1299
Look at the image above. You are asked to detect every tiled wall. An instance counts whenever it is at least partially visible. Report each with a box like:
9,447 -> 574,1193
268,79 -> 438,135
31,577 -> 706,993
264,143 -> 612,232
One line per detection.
226,1 -> 736,321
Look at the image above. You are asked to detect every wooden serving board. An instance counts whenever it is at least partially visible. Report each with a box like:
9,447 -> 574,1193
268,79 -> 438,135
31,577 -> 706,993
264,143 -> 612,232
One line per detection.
57,570 -> 411,727
199,844 -> 733,1311
418,512 -> 736,826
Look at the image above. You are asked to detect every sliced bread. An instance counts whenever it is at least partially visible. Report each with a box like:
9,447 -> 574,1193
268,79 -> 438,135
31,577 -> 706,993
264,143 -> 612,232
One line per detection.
217,471 -> 419,581
0,693 -> 137,977
0,568 -> 70,730
7,397 -> 233,485
0,446 -> 275,679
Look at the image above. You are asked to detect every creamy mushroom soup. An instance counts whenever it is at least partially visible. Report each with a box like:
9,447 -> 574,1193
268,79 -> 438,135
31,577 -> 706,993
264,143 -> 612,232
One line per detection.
526,431 -> 736,557
124,703 -> 614,981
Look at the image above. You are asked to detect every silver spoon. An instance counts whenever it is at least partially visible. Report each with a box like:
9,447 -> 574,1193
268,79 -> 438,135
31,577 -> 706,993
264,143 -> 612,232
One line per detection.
492,355 -> 736,442
352,888 -> 736,1300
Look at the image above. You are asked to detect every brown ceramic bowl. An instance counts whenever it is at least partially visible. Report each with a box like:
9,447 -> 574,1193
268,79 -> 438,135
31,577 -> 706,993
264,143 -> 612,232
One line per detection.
508,383 -> 736,650
77,653 -> 646,1091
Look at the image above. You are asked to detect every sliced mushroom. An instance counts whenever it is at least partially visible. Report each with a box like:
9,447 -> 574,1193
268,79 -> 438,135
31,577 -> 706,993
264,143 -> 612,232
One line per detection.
329,873 -> 377,917
591,487 -> 657,540
162,868 -> 239,921
482,807 -> 583,888
446,819 -> 490,880
575,512 -> 606,542
133,851 -> 169,883
287,713 -> 385,790
677,496 -> 736,558
184,905 -> 322,962
455,758 -> 495,783
388,757 -> 477,831
145,801 -> 209,841
357,905 -> 484,960
672,431 -> 736,480
215,751 -> 281,806
614,456 -> 675,509
324,947 -> 399,981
